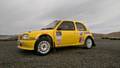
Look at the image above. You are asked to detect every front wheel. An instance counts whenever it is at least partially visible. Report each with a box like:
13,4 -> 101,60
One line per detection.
34,37 -> 52,56
85,37 -> 94,49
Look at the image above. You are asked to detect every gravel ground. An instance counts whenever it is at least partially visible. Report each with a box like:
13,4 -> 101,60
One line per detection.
0,39 -> 120,68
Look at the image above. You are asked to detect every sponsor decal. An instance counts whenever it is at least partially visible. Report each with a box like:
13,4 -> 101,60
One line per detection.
79,31 -> 84,43
56,32 -> 62,45
80,32 -> 83,35
85,32 -> 90,35
79,37 -> 84,43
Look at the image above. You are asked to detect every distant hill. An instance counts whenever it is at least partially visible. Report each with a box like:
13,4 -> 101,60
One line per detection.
107,32 -> 120,37
93,33 -> 106,39
94,31 -> 120,37
0,35 -> 18,41
93,31 -> 120,40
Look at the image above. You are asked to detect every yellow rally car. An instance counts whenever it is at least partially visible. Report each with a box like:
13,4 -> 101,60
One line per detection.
18,20 -> 96,55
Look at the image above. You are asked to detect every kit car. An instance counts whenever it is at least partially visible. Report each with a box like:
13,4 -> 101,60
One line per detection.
18,20 -> 96,55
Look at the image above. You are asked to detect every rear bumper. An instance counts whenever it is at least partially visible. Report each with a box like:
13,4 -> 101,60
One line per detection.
17,40 -> 36,50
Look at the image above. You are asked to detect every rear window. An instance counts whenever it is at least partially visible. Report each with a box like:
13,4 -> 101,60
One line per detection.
76,22 -> 86,31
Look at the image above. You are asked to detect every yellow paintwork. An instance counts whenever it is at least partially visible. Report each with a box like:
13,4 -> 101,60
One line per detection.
18,20 -> 94,50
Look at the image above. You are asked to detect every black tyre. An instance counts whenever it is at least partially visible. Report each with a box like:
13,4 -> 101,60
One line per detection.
34,36 -> 52,56
85,37 -> 94,49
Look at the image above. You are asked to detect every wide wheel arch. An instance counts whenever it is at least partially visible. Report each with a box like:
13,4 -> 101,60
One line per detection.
34,34 -> 54,50
85,36 -> 96,47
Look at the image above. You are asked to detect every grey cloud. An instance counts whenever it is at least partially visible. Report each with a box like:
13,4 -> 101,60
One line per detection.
0,0 -> 120,34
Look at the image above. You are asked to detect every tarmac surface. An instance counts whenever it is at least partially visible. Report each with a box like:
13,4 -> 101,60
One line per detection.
0,39 -> 120,68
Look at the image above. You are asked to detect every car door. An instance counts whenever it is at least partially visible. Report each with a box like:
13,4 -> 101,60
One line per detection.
56,21 -> 76,46
75,22 -> 87,45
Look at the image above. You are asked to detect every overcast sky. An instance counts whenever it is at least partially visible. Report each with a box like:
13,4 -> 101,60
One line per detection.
0,0 -> 120,35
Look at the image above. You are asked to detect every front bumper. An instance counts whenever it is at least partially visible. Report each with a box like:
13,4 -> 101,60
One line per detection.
17,40 -> 36,50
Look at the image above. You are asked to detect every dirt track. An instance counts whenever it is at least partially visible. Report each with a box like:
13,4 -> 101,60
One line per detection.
0,39 -> 120,68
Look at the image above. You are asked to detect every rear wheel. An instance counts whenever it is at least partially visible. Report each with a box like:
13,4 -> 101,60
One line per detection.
85,37 -> 93,49
34,36 -> 52,56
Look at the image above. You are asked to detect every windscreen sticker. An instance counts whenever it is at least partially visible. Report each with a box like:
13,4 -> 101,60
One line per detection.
56,32 -> 62,45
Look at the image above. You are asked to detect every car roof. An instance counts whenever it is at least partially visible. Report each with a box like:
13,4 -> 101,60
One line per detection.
58,20 -> 85,24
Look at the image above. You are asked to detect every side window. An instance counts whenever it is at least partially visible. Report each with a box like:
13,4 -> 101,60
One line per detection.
76,22 -> 86,31
57,21 -> 75,30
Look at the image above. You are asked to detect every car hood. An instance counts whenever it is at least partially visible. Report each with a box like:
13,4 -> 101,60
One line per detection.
24,29 -> 54,34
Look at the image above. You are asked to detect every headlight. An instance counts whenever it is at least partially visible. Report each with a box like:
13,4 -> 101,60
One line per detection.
22,34 -> 29,39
